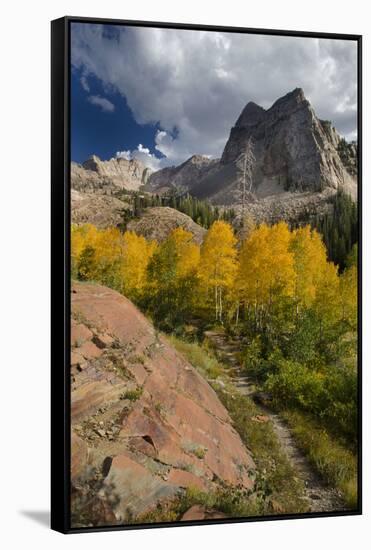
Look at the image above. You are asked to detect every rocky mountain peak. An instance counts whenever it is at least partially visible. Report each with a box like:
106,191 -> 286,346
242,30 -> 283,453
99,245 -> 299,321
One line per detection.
217,88 -> 356,200
271,87 -> 306,106
235,102 -> 266,128
266,87 -> 311,121
187,154 -> 213,165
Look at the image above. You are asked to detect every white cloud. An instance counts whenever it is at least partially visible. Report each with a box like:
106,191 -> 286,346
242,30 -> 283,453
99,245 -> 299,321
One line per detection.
115,150 -> 131,161
80,75 -> 90,92
87,94 -> 115,112
115,143 -> 162,171
72,24 -> 358,166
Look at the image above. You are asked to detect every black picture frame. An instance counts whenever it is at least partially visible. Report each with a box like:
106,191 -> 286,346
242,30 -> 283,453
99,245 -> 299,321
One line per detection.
51,16 -> 362,534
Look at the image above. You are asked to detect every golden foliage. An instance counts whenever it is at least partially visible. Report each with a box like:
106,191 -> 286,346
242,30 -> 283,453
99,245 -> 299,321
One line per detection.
198,221 -> 238,320
238,222 -> 295,309
71,220 -> 357,328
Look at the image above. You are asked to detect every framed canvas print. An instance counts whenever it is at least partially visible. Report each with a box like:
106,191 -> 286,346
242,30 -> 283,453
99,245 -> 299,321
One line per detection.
51,16 -> 362,533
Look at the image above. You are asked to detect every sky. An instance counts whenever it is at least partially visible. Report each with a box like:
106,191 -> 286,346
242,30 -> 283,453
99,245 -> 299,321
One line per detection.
71,22 -> 358,170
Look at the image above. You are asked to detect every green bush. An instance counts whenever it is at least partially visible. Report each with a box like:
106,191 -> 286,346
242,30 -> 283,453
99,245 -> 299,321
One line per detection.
264,354 -> 357,445
264,358 -> 327,414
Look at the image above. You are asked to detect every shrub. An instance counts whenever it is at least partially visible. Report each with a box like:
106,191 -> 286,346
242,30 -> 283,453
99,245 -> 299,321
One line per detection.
264,358 -> 327,414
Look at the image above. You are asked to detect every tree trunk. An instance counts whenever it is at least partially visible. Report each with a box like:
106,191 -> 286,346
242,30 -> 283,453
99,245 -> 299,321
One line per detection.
235,302 -> 240,326
219,287 -> 223,323
215,285 -> 218,321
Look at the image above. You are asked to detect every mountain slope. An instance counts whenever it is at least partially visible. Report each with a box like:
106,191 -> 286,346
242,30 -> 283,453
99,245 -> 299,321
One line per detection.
71,189 -> 130,228
126,206 -> 206,243
71,282 -> 255,526
147,154 -> 218,194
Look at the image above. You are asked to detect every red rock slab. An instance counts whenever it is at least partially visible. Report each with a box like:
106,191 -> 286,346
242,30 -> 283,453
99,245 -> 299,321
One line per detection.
104,452 -> 178,519
148,340 -> 184,386
71,323 -> 93,346
71,350 -> 84,367
143,372 -> 179,414
71,432 -> 89,481
120,403 -> 206,475
135,372 -> 255,488
71,379 -> 126,422
78,340 -> 103,360
176,363 -> 229,422
167,468 -> 207,491
72,282 -> 156,352
128,436 -> 158,458
166,392 -> 255,488
180,505 -> 227,521
125,362 -> 148,385
92,333 -> 114,348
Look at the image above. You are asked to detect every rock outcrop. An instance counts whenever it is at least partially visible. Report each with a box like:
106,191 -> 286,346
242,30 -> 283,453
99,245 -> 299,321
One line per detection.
71,155 -> 151,193
71,282 -> 255,526
126,207 -> 206,243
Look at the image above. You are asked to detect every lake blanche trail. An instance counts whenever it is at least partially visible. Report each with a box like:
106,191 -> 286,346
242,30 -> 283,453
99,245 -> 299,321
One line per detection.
203,330 -> 347,513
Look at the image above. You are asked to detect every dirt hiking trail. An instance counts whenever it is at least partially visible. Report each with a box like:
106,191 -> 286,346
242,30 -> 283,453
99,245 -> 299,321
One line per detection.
204,330 -> 347,513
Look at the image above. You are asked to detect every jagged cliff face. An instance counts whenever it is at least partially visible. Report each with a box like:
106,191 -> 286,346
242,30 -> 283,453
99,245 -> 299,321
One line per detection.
148,88 -> 357,208
220,88 -> 355,197
72,155 -> 151,193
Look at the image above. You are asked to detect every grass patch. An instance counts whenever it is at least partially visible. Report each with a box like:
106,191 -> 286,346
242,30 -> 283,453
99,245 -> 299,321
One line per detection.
121,387 -> 143,402
182,441 -> 208,459
191,446 -> 207,459
281,410 -> 358,509
168,336 -> 224,380
127,354 -> 145,365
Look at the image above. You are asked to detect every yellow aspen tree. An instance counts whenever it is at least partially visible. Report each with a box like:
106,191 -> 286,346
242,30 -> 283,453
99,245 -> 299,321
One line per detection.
72,224 -> 101,281
120,231 -> 157,300
170,227 -> 200,279
290,226 -> 328,312
145,228 -> 200,325
71,223 -> 100,261
238,222 -> 295,328
94,227 -> 126,287
199,221 -> 237,322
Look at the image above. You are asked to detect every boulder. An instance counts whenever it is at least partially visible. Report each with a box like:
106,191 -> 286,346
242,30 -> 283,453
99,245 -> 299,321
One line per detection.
181,505 -> 227,521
